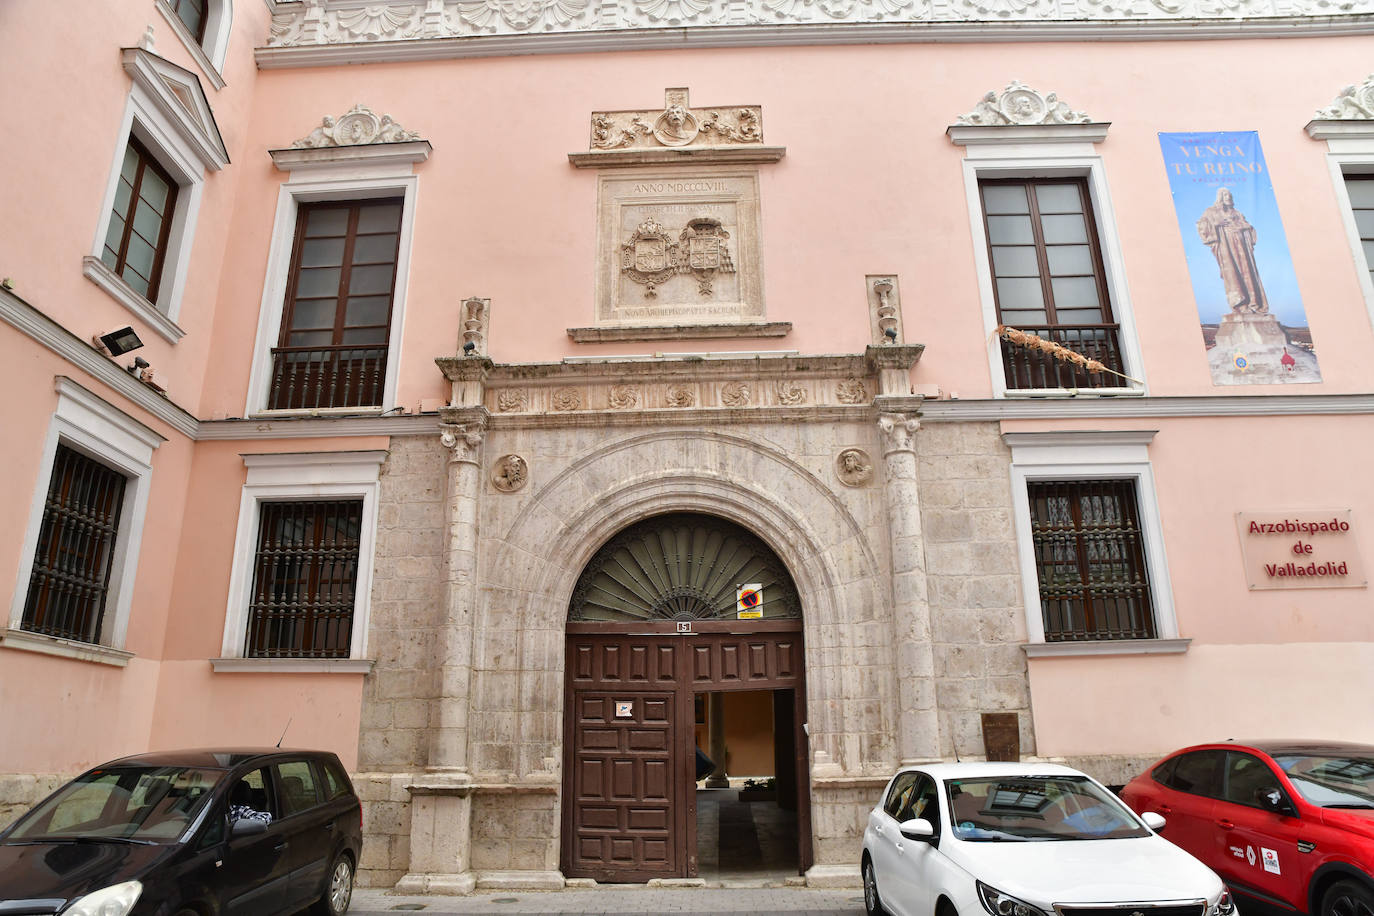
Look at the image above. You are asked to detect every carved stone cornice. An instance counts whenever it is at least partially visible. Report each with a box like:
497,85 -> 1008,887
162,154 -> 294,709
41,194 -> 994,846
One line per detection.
436,355 -> 495,409
571,88 -> 785,168
865,344 -> 924,398
261,1 -> 1374,63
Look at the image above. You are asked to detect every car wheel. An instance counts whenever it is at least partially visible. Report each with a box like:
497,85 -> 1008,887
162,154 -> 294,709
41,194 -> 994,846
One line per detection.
1323,881 -> 1374,916
311,852 -> 354,916
862,856 -> 885,916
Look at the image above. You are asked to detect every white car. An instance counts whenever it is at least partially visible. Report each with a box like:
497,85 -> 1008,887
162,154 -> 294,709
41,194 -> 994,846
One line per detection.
861,762 -> 1236,916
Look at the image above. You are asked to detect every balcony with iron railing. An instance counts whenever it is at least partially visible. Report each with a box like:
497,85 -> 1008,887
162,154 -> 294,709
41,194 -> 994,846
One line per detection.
268,345 -> 387,411
1001,323 -> 1126,391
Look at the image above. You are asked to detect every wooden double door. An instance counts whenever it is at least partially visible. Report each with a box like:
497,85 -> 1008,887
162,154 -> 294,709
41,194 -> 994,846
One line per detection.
560,619 -> 810,882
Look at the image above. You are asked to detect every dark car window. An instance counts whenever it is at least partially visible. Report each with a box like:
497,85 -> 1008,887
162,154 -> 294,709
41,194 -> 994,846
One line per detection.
1224,752 -> 1280,808
275,761 -> 321,816
1151,756 -> 1178,786
5,766 -> 222,845
1167,751 -> 1224,798
904,774 -> 941,836
318,758 -> 352,801
229,766 -> 278,828
884,772 -> 920,819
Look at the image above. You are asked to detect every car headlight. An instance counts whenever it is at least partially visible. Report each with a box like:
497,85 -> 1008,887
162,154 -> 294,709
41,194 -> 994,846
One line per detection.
977,881 -> 1051,916
1210,889 -> 1236,916
63,880 -> 142,916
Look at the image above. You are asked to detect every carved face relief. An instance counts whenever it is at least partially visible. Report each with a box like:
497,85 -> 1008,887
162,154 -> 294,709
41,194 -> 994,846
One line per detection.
492,454 -> 528,492
836,448 -> 874,487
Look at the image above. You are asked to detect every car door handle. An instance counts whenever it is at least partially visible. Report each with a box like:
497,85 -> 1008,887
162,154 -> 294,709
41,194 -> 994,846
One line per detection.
274,842 -> 288,852
1157,804 -> 1173,814
1216,819 -> 1235,830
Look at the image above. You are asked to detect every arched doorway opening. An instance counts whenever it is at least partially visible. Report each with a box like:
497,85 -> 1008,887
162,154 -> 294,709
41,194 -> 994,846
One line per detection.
560,512 -> 811,883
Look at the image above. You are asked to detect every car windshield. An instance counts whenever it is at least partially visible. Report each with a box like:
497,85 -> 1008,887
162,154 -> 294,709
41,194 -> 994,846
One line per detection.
1272,753 -> 1374,808
945,775 -> 1149,842
4,766 -> 224,845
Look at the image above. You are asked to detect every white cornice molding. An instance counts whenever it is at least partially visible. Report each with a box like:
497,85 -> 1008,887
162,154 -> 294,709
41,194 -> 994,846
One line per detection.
1306,119 -> 1374,141
210,657 -> 375,673
0,287 -> 199,439
920,394 -> 1374,419
55,377 -> 168,453
1023,638 -> 1191,658
1002,429 -> 1158,449
947,123 -> 1110,147
269,139 -> 432,172
256,15 -> 1374,68
82,256 -> 187,344
155,0 -> 227,90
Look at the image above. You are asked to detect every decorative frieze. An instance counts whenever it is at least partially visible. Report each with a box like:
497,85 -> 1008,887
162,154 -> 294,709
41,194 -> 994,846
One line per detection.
264,0 -> 1374,53
587,87 -> 764,153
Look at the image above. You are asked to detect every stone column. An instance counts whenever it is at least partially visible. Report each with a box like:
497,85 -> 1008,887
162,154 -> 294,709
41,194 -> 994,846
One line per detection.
397,406 -> 487,895
878,410 -> 940,765
705,693 -> 729,788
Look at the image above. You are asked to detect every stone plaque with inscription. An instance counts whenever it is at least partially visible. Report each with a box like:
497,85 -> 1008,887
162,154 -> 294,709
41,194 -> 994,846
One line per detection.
1235,509 -> 1367,590
596,169 -> 764,325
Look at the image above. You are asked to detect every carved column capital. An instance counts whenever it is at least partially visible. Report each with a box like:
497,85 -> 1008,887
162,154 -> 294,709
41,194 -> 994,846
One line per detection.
878,412 -> 921,453
440,421 -> 486,464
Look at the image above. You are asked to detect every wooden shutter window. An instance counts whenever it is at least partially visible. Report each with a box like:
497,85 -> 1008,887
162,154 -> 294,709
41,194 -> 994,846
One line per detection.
100,138 -> 179,303
22,445 -> 128,644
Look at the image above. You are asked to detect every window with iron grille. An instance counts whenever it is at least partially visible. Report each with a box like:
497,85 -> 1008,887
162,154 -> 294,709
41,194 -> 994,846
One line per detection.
1345,176 -> 1374,293
980,178 -> 1125,390
168,0 -> 208,41
100,138 -> 179,303
245,500 -> 362,658
1027,479 -> 1155,641
268,200 -> 403,410
22,445 -> 128,644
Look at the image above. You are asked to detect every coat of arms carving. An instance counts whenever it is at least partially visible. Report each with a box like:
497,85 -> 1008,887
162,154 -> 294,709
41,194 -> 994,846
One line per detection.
620,216 -> 681,296
620,215 -> 735,299
680,218 -> 734,296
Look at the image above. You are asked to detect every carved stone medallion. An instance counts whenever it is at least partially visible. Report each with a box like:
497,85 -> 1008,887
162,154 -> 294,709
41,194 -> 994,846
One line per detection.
775,380 -> 807,406
552,387 -> 582,411
609,384 -> 640,409
836,448 -> 874,487
291,103 -> 423,148
666,384 -> 696,407
491,454 -> 528,492
836,378 -> 868,404
587,88 -> 764,153
496,389 -> 528,412
721,381 -> 751,407
954,81 -> 1092,126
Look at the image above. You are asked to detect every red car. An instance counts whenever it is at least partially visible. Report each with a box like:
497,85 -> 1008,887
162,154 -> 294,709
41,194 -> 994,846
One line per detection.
1121,741 -> 1374,916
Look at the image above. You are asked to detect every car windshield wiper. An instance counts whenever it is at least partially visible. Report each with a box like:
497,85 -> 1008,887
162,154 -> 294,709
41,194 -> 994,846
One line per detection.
4,835 -> 159,846
1324,803 -> 1374,809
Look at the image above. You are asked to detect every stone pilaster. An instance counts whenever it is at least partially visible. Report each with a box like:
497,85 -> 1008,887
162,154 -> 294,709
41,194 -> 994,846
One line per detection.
878,411 -> 940,765
397,404 -> 488,895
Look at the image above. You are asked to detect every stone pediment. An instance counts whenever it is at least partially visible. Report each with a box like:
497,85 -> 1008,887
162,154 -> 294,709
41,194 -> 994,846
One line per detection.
270,104 -> 432,170
1306,74 -> 1374,140
120,46 -> 228,169
947,80 -> 1109,145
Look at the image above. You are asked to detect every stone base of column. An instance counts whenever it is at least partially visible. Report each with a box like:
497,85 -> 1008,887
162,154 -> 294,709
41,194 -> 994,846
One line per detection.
475,870 -> 567,890
402,777 -> 475,895
394,871 -> 477,895
804,864 -> 861,888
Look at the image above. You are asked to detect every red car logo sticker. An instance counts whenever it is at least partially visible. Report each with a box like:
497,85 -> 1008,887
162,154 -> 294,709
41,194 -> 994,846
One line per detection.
1262,847 -> 1281,875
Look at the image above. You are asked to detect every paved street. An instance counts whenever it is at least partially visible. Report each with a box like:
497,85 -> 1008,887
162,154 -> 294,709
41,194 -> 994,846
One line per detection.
350,886 -> 866,914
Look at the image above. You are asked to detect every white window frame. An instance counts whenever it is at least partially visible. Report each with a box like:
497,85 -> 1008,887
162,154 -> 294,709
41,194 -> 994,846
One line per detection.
156,0 -> 233,90
245,147 -> 427,417
1309,128 -> 1374,333
953,128 -> 1147,399
86,48 -> 228,343
3,378 -> 164,667
1005,430 -> 1187,658
214,451 -> 385,673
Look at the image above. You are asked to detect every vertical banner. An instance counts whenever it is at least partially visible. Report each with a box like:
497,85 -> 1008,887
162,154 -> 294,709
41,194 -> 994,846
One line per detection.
1158,132 -> 1320,384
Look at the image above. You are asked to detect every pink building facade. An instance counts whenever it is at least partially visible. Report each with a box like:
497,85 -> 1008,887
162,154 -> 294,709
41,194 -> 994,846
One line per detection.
2,0 -> 1373,890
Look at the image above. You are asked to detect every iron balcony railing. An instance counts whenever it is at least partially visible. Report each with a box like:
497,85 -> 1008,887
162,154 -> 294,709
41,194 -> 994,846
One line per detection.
267,345 -> 387,411
1001,323 -> 1126,390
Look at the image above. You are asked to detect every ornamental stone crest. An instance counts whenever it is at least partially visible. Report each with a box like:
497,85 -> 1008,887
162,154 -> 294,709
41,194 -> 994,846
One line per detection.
666,383 -> 695,407
1315,75 -> 1374,119
721,381 -> 751,407
552,387 -> 582,411
589,88 -> 763,152
954,81 -> 1092,126
619,215 -> 736,298
291,103 -> 423,148
491,454 -> 528,492
836,378 -> 868,404
609,384 -> 640,409
775,380 -> 807,406
836,448 -> 874,487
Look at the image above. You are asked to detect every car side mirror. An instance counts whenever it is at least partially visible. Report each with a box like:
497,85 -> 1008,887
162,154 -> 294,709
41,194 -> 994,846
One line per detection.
1255,787 -> 1297,817
1140,811 -> 1166,832
898,817 -> 935,841
231,818 -> 268,838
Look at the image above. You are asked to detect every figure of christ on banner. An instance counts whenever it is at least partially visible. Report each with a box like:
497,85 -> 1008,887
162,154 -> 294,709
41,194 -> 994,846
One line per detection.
1158,131 -> 1320,384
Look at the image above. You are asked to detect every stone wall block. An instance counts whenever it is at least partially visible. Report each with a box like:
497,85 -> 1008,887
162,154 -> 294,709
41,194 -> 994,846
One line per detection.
926,543 -> 973,575
366,801 -> 410,836
935,644 -> 984,678
924,510 -> 973,543
965,575 -> 1019,610
392,699 -> 430,730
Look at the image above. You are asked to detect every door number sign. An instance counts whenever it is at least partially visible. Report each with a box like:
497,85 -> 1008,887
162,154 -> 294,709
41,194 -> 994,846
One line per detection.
615,700 -> 634,718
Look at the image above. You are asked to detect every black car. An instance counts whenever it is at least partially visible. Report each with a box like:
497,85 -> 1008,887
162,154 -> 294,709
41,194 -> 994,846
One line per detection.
0,749 -> 362,916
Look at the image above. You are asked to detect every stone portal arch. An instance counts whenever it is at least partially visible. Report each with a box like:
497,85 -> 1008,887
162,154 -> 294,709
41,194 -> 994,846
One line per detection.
468,428 -> 896,781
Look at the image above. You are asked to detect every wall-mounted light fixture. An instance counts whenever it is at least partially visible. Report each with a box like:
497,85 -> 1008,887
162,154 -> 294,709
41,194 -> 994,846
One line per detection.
98,326 -> 144,357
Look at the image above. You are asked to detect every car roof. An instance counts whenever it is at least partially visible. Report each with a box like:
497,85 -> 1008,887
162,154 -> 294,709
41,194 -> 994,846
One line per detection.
93,748 -> 339,771
896,761 -> 1089,780
1174,740 -> 1374,758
